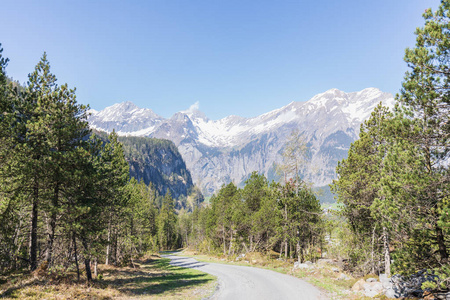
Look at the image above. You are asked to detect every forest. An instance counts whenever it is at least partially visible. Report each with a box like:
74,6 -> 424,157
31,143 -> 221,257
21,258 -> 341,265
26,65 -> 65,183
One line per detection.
0,50 -> 183,281
0,0 -> 449,297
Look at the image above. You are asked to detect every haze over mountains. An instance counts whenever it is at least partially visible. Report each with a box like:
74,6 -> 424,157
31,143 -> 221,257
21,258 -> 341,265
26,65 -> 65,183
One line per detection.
89,88 -> 395,196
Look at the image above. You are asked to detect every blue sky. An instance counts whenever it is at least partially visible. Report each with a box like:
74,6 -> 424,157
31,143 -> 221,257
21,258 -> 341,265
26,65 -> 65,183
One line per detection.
1,0 -> 441,120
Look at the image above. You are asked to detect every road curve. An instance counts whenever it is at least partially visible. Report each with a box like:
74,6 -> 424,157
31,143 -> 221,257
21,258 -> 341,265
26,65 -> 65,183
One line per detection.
162,254 -> 326,300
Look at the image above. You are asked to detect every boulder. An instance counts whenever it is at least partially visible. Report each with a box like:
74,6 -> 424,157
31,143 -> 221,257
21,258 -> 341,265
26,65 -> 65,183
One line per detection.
351,279 -> 366,292
363,282 -> 383,297
384,288 -> 396,298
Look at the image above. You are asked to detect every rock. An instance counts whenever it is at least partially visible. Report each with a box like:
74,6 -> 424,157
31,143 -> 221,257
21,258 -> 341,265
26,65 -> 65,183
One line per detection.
332,268 -> 339,272
363,282 -> 383,297
385,288 -> 397,298
293,262 -> 312,269
235,253 -> 246,261
364,290 -> 380,298
317,258 -> 335,266
383,270 -> 441,298
379,273 -> 389,285
338,273 -> 350,280
351,279 -> 366,292
366,277 -> 377,283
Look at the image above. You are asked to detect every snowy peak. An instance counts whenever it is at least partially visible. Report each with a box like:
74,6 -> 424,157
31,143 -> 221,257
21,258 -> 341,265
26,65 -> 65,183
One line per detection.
304,87 -> 393,122
88,101 -> 163,134
88,88 -> 394,144
90,101 -> 162,122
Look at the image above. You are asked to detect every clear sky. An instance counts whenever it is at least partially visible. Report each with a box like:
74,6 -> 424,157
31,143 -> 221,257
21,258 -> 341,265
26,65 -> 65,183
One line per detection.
0,0 -> 441,120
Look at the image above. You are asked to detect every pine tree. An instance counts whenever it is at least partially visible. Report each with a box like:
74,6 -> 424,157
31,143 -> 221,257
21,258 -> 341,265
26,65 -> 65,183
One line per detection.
367,2 -> 450,284
157,190 -> 177,250
98,131 -> 129,266
398,0 -> 449,265
332,104 -> 394,274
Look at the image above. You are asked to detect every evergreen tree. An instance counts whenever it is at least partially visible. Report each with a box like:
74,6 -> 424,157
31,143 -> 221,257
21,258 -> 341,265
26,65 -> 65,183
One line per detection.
332,104 -> 394,274
398,0 -> 450,266
157,190 -> 177,250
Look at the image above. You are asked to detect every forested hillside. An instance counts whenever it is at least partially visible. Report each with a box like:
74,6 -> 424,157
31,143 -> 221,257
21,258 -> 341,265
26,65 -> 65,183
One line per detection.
94,131 -> 203,209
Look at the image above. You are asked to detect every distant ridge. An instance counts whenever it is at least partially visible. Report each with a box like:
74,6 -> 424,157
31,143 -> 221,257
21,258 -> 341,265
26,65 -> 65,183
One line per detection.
89,88 -> 395,197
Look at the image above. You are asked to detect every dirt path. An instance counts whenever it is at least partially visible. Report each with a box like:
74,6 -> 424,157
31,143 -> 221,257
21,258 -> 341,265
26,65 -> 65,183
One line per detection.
162,254 -> 326,300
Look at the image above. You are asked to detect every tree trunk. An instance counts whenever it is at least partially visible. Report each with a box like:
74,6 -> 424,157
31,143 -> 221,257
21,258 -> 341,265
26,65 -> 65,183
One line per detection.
279,242 -> 283,259
383,227 -> 391,278
222,224 -> 226,256
435,223 -> 448,264
93,257 -> 98,278
284,238 -> 288,260
106,217 -> 111,265
228,227 -> 233,255
73,232 -> 80,281
82,237 -> 92,281
29,182 -> 39,271
371,225 -> 376,274
113,227 -> 118,264
284,203 -> 288,260
46,183 -> 59,264
84,257 -> 92,281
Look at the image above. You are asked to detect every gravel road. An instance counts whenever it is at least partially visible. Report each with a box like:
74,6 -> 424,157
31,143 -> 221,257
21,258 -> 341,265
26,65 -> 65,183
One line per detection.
162,254 -> 326,300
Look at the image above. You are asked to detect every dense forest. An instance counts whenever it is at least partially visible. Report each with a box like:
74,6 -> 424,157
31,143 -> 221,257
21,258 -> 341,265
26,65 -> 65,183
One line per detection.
0,0 -> 449,296
179,172 -> 323,261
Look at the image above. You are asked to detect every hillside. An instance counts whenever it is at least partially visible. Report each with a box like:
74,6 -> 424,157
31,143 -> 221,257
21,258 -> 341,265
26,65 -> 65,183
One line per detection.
94,130 -> 203,208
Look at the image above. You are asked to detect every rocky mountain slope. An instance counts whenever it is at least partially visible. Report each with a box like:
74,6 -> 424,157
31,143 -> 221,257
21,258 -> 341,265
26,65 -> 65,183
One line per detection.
94,130 -> 202,208
89,88 -> 395,196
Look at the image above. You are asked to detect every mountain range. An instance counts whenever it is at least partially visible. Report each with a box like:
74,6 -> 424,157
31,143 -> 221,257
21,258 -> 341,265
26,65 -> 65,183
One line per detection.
88,88 -> 395,198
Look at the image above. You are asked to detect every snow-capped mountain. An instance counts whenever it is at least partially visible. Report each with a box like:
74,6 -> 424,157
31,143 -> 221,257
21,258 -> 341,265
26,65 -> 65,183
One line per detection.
88,88 -> 395,195
89,101 -> 164,135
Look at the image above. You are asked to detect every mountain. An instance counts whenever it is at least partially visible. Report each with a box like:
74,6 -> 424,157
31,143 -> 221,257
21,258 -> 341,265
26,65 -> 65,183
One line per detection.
88,88 -> 395,197
89,101 -> 164,135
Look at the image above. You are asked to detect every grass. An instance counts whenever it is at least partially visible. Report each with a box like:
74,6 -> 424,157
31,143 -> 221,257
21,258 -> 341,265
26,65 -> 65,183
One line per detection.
179,250 -> 386,300
0,255 -> 216,300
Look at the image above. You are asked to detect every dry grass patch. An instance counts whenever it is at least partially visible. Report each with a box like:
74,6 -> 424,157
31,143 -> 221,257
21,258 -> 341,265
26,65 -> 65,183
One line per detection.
0,255 -> 216,300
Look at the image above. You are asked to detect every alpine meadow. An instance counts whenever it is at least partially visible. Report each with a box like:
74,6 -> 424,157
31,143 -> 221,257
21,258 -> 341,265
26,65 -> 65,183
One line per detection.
0,1 -> 450,299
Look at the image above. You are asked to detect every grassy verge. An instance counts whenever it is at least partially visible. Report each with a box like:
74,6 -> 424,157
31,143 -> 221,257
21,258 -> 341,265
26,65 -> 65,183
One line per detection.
0,255 -> 216,299
179,250 -> 378,300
